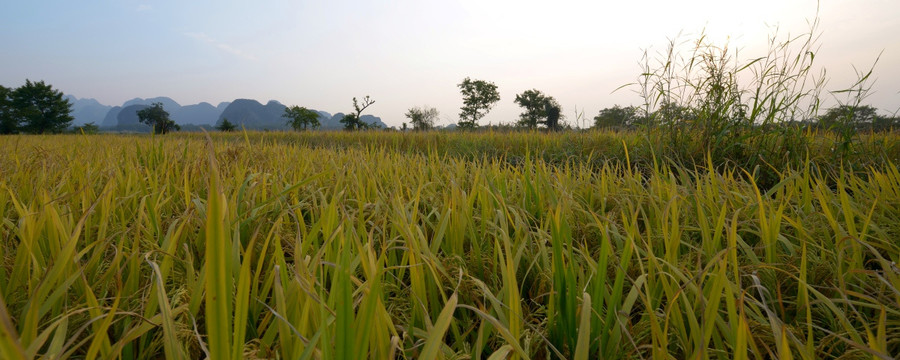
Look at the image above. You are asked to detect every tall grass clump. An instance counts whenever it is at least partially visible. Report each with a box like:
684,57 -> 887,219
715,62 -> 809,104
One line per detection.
632,13 -> 886,187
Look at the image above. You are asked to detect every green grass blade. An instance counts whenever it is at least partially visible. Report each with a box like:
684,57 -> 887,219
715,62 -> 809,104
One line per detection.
420,293 -> 458,360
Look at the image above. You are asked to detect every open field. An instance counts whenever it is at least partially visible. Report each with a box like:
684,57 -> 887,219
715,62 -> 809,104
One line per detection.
1,131 -> 899,359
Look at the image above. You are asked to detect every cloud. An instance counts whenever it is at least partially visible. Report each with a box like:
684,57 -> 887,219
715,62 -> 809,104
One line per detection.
185,32 -> 258,61
136,4 -> 152,12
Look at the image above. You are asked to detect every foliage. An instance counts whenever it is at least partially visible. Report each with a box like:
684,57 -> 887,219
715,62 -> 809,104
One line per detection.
872,113 -> 898,131
593,105 -> 641,129
817,105 -> 897,132
6,80 -> 73,134
404,106 -> 439,131
217,118 -> 237,132
513,89 -> 562,129
819,105 -> 876,128
544,101 -> 562,131
282,106 -> 320,131
339,113 -> 361,131
136,102 -> 180,134
0,131 -> 898,359
457,77 -> 500,129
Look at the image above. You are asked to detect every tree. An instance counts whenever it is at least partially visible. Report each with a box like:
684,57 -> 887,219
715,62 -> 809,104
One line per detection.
457,77 -> 500,129
0,85 -> 16,134
283,106 -> 320,131
339,114 -> 362,130
513,89 -> 561,129
10,80 -> 73,134
651,101 -> 695,126
136,102 -> 180,134
872,114 -> 897,132
817,105 -> 879,130
341,96 -> 375,131
217,118 -> 237,132
514,89 -> 547,128
405,106 -> 439,131
544,101 -> 562,131
593,105 -> 640,129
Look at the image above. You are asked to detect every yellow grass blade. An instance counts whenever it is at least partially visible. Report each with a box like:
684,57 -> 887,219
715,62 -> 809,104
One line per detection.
573,292 -> 592,360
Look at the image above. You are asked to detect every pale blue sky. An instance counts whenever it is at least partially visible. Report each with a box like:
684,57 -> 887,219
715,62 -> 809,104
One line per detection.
2,0 -> 898,126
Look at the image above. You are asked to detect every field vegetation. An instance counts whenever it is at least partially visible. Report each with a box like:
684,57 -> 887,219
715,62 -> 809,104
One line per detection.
1,129 -> 899,359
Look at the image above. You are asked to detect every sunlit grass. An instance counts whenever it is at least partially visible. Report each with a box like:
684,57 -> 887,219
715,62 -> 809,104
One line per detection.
0,131 -> 898,358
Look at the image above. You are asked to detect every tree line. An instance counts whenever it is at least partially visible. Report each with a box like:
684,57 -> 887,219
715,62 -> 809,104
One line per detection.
2,78 -> 896,135
283,76 -> 897,133
282,77 -> 561,132
590,103 -> 900,132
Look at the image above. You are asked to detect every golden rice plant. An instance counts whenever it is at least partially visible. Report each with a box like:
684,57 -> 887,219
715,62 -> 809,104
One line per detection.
0,130 -> 897,359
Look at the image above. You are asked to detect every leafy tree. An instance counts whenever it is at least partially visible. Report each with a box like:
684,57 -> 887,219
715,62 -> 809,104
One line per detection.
341,96 -> 375,131
405,106 -> 439,131
457,77 -> 500,129
872,114 -> 897,132
651,101 -> 695,126
513,89 -> 562,129
217,118 -> 237,132
0,85 -> 16,134
283,106 -> 320,131
514,89 -> 547,128
73,122 -> 100,134
817,105 -> 878,129
136,102 -> 180,134
340,113 -> 359,130
593,105 -> 640,128
544,101 -> 562,131
10,80 -> 73,134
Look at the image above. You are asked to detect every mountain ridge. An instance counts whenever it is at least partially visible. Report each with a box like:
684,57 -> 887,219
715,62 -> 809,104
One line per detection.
216,99 -> 387,130
70,95 -> 388,130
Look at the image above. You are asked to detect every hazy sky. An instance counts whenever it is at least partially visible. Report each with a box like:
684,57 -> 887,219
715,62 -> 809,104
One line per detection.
2,0 -> 898,127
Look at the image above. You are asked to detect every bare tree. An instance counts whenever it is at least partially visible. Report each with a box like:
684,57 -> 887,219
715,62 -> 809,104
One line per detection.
341,95 -> 375,130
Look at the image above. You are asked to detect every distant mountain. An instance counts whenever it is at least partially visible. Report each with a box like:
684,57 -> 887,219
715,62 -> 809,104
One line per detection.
77,95 -> 386,130
216,101 -> 387,130
173,102 -> 220,126
217,99 -> 288,129
123,97 -> 181,111
98,97 -> 230,128
322,112 -> 346,129
101,106 -> 123,128
64,95 -> 112,126
360,115 -> 387,129
116,104 -> 151,131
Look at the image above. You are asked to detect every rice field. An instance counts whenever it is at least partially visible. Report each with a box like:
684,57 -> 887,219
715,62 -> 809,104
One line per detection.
1,131 -> 898,359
